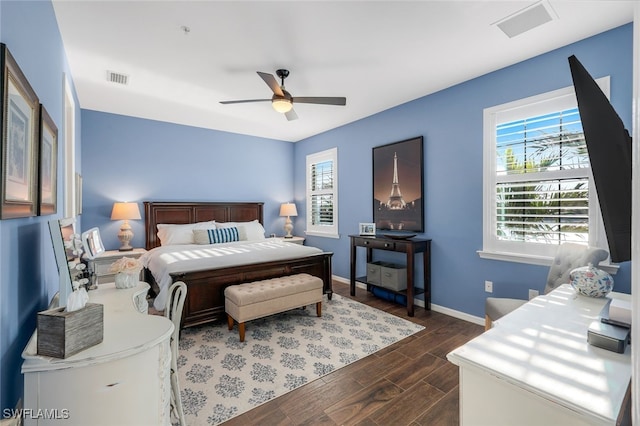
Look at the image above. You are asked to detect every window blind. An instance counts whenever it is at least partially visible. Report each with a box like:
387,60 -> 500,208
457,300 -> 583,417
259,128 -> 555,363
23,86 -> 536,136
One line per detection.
495,107 -> 591,245
310,160 -> 334,226
306,147 -> 338,237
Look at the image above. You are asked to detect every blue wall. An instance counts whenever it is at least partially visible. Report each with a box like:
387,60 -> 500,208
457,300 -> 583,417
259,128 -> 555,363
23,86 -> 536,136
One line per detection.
0,0 -> 81,412
81,111 -> 296,250
295,24 -> 633,318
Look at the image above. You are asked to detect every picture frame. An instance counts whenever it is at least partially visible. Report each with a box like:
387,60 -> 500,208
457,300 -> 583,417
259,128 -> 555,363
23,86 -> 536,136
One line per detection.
359,222 -> 376,236
373,136 -> 424,232
0,43 -> 40,219
38,105 -> 57,215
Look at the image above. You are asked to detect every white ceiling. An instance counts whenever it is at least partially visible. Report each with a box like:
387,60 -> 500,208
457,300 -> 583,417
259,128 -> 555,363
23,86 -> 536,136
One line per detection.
51,1 -> 634,142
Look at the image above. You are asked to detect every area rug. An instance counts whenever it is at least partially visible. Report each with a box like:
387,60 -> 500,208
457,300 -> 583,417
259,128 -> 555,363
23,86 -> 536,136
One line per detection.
174,293 -> 424,425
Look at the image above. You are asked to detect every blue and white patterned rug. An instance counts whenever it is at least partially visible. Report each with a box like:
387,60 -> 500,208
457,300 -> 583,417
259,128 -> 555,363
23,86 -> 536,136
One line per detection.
175,293 -> 424,425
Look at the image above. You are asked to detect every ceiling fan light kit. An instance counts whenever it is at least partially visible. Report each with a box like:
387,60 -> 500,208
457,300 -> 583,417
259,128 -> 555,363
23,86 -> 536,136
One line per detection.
220,69 -> 346,121
272,97 -> 293,113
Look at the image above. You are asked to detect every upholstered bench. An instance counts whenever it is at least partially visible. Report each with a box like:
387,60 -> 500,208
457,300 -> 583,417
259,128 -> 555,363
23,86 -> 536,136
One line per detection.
224,273 -> 323,342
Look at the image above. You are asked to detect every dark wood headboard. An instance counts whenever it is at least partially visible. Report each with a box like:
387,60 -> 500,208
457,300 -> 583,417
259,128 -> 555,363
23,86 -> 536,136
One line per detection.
144,201 -> 264,250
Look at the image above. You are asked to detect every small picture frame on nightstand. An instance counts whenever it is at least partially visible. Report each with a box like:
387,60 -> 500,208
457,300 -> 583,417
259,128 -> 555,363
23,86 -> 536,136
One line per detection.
359,223 -> 376,236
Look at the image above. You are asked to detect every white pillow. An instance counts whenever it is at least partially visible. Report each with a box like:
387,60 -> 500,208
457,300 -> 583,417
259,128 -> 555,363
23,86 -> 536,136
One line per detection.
216,220 -> 265,241
157,221 -> 216,246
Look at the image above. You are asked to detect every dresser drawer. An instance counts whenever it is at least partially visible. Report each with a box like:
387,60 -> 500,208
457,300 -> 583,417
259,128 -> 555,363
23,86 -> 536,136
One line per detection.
94,262 -> 113,277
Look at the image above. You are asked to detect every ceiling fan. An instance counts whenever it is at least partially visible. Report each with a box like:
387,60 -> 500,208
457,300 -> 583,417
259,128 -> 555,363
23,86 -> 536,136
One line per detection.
220,69 -> 346,121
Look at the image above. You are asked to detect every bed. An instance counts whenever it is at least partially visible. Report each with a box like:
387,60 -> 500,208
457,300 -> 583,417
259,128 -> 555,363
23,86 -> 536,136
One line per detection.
142,201 -> 333,328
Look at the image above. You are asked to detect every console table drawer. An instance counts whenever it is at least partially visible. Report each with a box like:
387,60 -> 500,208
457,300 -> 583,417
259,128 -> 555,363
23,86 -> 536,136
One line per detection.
358,238 -> 396,250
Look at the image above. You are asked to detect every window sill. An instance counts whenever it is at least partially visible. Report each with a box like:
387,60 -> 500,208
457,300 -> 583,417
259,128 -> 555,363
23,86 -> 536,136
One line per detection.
477,249 -> 619,275
304,231 -> 340,239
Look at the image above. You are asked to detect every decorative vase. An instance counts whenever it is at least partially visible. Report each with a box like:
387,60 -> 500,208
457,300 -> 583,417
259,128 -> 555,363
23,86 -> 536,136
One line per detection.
570,263 -> 613,298
114,272 -> 138,289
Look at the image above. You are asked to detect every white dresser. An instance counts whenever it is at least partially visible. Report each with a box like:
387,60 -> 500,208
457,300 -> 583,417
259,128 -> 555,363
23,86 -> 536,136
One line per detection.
448,285 -> 631,426
22,282 -> 174,425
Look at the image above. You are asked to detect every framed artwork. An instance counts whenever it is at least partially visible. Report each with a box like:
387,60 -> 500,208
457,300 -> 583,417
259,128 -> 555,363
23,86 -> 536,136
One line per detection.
373,136 -> 424,232
38,105 -> 57,215
0,43 -> 39,219
359,222 -> 376,236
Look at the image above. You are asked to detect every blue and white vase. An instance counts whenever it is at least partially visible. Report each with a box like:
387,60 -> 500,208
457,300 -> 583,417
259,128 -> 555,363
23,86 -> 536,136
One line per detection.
570,263 -> 613,298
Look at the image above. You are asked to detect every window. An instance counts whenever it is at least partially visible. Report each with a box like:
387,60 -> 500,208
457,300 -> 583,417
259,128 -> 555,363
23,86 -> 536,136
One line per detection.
306,147 -> 338,238
480,80 -> 610,264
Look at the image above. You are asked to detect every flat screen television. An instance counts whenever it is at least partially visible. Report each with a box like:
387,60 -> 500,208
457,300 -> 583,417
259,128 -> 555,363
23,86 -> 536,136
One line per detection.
568,55 -> 632,262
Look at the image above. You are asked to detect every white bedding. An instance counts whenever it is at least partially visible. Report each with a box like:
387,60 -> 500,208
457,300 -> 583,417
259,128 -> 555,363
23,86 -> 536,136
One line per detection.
140,239 -> 324,310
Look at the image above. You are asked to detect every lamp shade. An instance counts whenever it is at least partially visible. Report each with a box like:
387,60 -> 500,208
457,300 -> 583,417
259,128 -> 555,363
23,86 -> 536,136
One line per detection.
279,203 -> 298,217
110,202 -> 141,221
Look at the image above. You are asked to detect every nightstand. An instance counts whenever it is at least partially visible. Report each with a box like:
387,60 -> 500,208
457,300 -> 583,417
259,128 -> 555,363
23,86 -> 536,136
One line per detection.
275,236 -> 305,245
87,248 -> 147,285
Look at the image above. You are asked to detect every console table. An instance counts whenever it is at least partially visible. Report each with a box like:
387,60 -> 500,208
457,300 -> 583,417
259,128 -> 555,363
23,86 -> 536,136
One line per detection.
349,235 -> 431,316
447,284 -> 631,425
22,282 -> 174,425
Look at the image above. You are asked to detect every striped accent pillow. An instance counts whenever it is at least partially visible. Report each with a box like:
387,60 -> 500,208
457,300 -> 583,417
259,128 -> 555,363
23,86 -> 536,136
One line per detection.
193,227 -> 240,244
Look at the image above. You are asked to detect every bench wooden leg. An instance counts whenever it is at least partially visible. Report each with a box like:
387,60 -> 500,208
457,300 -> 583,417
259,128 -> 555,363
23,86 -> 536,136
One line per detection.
238,322 -> 245,342
227,314 -> 234,330
316,301 -> 322,317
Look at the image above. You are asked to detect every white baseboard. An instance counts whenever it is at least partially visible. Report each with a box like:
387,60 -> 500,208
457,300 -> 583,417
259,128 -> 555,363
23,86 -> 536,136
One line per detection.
331,274 -> 485,326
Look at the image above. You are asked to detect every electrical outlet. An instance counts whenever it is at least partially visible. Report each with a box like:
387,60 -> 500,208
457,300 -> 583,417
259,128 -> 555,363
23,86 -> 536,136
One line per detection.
529,289 -> 539,300
485,280 -> 493,293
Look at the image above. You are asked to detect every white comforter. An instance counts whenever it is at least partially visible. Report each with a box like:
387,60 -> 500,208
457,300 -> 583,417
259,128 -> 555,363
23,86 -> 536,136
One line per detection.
140,239 -> 324,310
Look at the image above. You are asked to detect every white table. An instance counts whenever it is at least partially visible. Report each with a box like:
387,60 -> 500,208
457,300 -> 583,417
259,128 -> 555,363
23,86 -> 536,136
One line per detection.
22,282 -> 174,425
447,285 -> 631,426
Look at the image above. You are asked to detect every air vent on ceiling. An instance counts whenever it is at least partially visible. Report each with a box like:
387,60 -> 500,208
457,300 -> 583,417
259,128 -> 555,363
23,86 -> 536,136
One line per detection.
106,70 -> 129,85
494,1 -> 556,38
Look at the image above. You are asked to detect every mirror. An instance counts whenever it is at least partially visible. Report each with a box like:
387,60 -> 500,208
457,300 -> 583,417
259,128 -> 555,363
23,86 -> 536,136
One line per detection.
82,227 -> 105,259
48,218 -> 88,307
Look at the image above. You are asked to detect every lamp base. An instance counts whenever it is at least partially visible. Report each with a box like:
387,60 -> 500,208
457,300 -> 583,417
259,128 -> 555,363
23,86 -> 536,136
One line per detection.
117,220 -> 134,252
283,216 -> 294,239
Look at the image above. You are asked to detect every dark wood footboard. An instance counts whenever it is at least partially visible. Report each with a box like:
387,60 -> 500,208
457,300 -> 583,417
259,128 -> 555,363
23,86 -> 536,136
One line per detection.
166,252 -> 333,328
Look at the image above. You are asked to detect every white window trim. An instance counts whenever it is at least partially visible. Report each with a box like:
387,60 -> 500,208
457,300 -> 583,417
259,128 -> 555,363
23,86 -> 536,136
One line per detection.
478,78 -> 617,271
305,147 -> 339,238
63,75 -> 76,218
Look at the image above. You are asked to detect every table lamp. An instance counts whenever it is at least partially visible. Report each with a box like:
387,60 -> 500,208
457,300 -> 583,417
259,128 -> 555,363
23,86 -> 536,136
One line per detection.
111,202 -> 141,251
279,203 -> 298,238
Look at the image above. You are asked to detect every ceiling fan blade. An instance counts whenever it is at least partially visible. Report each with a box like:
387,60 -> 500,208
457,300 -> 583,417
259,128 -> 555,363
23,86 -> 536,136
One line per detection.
257,72 -> 284,96
219,99 -> 271,105
285,109 -> 298,121
292,97 -> 346,106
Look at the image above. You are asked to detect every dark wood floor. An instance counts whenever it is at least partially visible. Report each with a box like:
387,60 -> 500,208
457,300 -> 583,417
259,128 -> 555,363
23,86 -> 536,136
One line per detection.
223,281 -> 484,426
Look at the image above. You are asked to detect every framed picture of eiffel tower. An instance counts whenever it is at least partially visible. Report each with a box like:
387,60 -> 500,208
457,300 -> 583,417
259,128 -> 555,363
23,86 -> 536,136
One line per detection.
373,136 -> 424,233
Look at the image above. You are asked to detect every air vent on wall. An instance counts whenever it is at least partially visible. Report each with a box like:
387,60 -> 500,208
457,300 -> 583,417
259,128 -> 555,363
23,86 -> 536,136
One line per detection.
494,1 -> 556,38
106,70 -> 129,85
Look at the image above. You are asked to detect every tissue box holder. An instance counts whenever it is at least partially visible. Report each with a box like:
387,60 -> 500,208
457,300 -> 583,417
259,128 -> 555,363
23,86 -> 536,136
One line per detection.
37,303 -> 104,358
